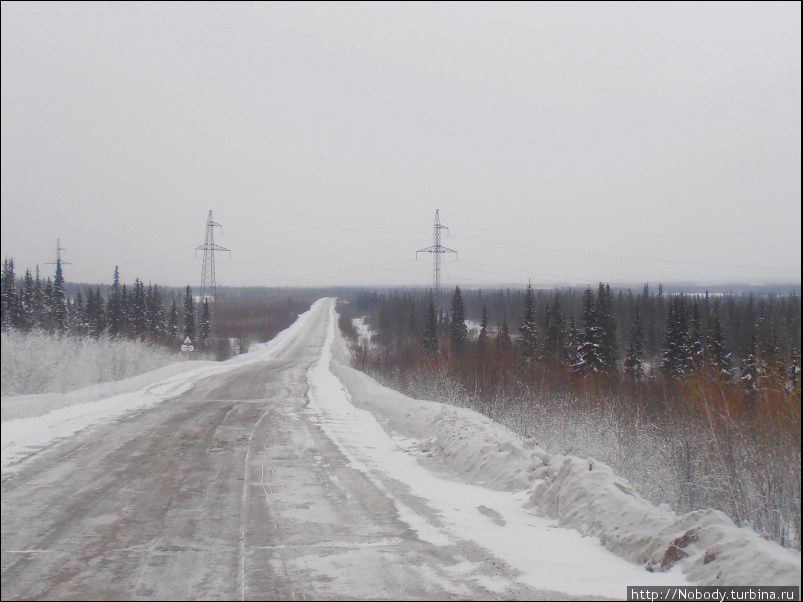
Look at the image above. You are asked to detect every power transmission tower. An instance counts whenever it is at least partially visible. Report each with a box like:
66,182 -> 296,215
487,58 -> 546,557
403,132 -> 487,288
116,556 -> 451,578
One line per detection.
416,209 -> 457,314
46,238 -> 71,272
195,210 -> 230,303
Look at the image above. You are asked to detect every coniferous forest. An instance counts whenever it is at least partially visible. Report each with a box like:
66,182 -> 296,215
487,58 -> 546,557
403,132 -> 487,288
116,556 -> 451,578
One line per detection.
338,283 -> 801,549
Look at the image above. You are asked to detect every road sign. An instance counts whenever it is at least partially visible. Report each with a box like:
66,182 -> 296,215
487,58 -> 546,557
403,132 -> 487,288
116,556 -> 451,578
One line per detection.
187,345 -> 194,352
183,336 -> 192,345
181,344 -> 188,352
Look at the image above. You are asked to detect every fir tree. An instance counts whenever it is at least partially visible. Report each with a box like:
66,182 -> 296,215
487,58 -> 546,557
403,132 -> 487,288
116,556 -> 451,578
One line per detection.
497,320 -> 511,348
687,300 -> 704,372
596,283 -> 618,374
449,286 -> 468,354
662,296 -> 689,380
32,266 -> 45,328
563,315 -> 581,367
167,298 -> 179,339
183,285 -> 196,342
52,258 -> 67,333
199,299 -> 212,345
542,292 -> 566,363
740,334 -> 761,397
20,268 -> 35,331
477,305 -> 488,349
624,307 -> 645,381
518,282 -> 538,360
1,258 -> 24,330
422,300 -> 439,354
575,286 -> 604,375
130,279 -> 147,336
108,266 -> 124,335
706,305 -> 731,378
69,292 -> 85,335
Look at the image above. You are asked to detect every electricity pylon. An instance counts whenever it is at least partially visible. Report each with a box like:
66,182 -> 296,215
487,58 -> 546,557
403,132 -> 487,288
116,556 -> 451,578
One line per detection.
46,238 -> 71,273
416,209 -> 457,314
195,210 -> 230,303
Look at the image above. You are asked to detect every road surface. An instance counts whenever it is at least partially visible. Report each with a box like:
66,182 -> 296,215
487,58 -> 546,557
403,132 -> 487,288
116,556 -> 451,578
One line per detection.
3,300 -> 585,600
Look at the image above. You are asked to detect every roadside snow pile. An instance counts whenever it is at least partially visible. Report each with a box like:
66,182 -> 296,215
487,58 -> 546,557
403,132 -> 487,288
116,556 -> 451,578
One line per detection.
1,360 -> 215,422
1,329 -> 181,396
331,326 -> 801,587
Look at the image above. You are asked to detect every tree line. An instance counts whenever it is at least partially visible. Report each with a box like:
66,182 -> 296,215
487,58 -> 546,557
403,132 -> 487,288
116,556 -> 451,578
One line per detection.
1,258 -> 211,346
352,282 -> 801,395
342,283 -> 801,548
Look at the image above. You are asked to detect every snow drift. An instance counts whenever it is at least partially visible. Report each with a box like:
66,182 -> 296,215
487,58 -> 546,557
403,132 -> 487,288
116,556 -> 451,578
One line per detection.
331,315 -> 801,587
1,328 -> 182,396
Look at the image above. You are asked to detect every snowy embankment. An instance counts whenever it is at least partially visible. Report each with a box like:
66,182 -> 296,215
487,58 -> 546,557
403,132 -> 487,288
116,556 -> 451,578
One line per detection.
1,329 -> 183,396
1,300 -> 325,471
323,305 -> 801,589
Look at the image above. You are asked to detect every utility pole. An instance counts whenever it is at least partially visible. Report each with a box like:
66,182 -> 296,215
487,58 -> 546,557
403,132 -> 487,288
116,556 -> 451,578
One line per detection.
46,238 -> 71,272
416,209 -> 457,315
195,210 -> 230,303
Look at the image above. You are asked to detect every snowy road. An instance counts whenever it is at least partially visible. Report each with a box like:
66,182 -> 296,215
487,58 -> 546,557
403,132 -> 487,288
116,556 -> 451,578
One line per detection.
2,299 -> 681,600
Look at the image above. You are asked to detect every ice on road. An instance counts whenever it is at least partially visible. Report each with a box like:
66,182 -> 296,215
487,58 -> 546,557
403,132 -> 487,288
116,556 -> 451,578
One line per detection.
2,298 -> 682,600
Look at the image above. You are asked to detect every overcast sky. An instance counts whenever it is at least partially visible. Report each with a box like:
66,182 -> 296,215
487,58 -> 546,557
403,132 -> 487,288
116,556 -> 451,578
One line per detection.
1,1 -> 800,289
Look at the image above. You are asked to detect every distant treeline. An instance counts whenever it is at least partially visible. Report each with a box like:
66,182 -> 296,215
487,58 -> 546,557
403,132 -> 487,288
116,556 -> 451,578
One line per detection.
1,258 -> 316,358
350,283 -> 801,389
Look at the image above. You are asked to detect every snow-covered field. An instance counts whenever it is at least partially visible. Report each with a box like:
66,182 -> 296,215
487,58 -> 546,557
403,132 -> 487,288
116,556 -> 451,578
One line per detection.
326,306 -> 801,589
1,329 -> 182,396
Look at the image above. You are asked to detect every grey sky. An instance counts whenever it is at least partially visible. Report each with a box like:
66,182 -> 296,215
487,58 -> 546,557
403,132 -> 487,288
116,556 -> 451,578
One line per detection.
1,1 -> 800,288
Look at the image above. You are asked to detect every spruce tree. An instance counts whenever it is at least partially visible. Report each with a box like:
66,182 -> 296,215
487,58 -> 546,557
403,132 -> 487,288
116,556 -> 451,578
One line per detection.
687,300 -> 704,372
662,296 -> 690,379
497,320 -> 511,348
108,266 -> 123,335
477,305 -> 488,349
52,258 -> 67,333
574,286 -> 604,375
706,306 -> 731,378
518,282 -> 538,360
422,300 -> 438,354
542,292 -> 566,363
623,307 -> 645,381
167,298 -> 179,339
740,334 -> 761,397
596,283 -> 618,374
1,258 -> 24,330
199,299 -> 212,345
183,285 -> 196,342
20,268 -> 35,331
33,266 -> 45,328
563,315 -> 581,367
449,286 -> 468,354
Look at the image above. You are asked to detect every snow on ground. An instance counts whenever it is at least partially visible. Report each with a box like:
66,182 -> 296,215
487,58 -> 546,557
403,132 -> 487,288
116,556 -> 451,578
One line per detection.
351,316 -> 376,348
1,361 -> 215,422
324,303 -> 801,589
1,301 -> 326,472
1,329 -> 183,396
310,302 -> 687,599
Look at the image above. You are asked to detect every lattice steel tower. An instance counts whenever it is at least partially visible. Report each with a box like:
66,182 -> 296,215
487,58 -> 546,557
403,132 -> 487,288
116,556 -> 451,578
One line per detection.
195,210 -> 230,303
46,238 -> 71,272
416,209 -> 457,314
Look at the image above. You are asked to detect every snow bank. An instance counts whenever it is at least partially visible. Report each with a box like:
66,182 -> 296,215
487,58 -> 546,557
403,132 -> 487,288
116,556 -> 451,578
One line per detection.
1,329 -> 182,396
1,360 -> 215,422
1,299 -> 326,471
331,319 -> 801,587
312,302 -> 685,599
